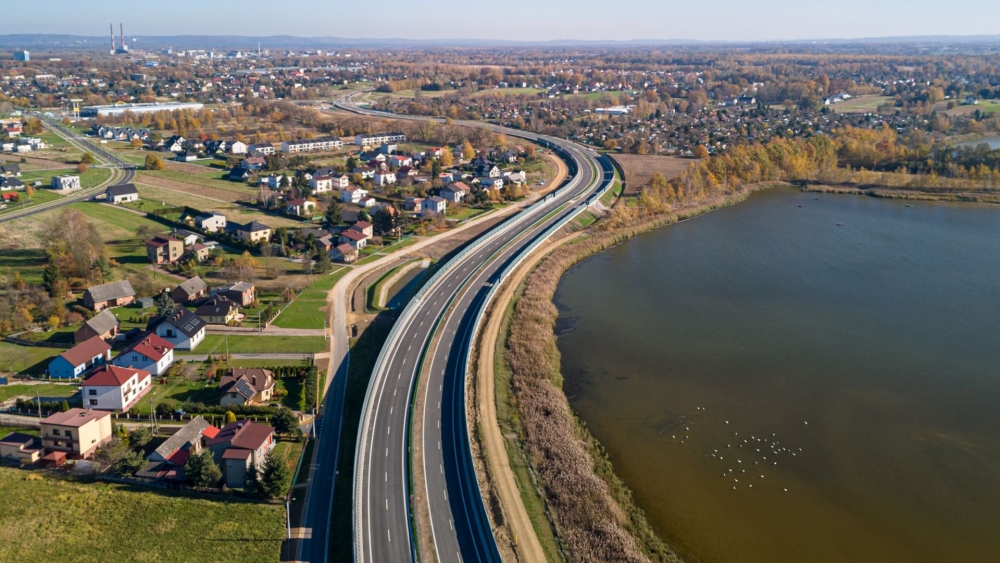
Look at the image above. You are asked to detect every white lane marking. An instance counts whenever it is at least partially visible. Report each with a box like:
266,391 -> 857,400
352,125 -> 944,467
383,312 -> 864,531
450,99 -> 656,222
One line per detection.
387,426 -> 390,434
386,499 -> 388,510
444,490 -> 448,500
390,406 -> 393,414
438,441 -> 441,450
449,519 -> 454,531
440,464 -> 443,474
408,345 -> 412,351
385,472 -> 387,481
385,448 -> 388,457
437,401 -> 441,409
388,529 -> 391,542
437,420 -> 440,428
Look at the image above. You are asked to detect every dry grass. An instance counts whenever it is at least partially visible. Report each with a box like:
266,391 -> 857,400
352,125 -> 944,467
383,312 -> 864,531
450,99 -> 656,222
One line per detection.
137,172 -> 247,203
611,155 -> 693,195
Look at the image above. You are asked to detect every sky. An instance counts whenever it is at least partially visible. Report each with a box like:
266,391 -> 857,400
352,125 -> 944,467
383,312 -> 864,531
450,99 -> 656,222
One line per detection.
9,0 -> 1000,42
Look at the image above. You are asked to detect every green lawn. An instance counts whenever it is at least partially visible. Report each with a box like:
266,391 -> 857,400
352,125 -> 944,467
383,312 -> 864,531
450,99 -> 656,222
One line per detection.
446,206 -> 487,221
600,179 -> 623,207
184,335 -> 327,356
272,267 -> 348,330
0,189 -> 62,215
0,343 -> 66,375
274,378 -> 303,410
16,166 -> 112,189
471,87 -> 546,98
145,168 -> 255,195
0,383 -> 78,403
0,466 -> 285,563
67,202 -> 165,235
131,376 -> 219,415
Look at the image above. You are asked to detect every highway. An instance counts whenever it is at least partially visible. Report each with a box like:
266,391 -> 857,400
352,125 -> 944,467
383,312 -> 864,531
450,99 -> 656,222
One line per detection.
0,115 -> 134,224
342,98 -> 613,563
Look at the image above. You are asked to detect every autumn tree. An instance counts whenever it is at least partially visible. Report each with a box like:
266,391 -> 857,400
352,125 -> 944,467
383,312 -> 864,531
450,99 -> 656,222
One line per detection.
129,137 -> 143,149
461,140 -> 476,160
144,154 -> 165,171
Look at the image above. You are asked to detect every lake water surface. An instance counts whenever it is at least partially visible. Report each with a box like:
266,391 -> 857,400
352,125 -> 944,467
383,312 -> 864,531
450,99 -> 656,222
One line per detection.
555,188 -> 1000,563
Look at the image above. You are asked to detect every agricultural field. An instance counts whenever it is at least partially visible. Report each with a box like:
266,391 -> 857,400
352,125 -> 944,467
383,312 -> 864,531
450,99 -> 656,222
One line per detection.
611,153 -> 692,195
180,335 -> 327,356
0,466 -> 285,563
827,95 -> 895,113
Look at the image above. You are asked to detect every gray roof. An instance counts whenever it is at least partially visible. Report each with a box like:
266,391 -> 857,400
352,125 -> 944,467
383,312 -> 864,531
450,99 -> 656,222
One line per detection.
175,276 -> 208,297
84,309 -> 119,335
160,308 -> 206,338
221,281 -> 254,293
106,183 -> 139,197
85,280 -> 135,303
151,416 -> 212,463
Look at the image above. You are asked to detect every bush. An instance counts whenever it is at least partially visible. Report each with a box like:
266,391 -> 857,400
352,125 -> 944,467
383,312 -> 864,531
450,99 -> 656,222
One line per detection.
113,451 -> 146,476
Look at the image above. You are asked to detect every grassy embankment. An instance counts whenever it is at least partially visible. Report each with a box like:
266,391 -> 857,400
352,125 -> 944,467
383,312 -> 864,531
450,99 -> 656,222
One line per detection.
0,466 -> 284,563
271,267 -> 348,330
502,184 -> 781,563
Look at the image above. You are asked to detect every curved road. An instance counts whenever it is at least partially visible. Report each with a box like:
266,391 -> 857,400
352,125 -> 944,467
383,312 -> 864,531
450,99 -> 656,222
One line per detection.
344,100 -> 612,563
0,115 -> 134,224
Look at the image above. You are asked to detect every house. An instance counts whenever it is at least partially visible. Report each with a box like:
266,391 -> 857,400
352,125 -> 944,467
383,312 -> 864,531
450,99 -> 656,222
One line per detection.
48,336 -> 112,379
479,177 -> 504,191
373,171 -> 397,186
396,165 -> 416,178
229,140 -> 248,154
354,132 -> 406,150
150,308 -> 207,350
404,196 -> 424,211
1,164 -> 21,177
195,211 -> 227,233
389,155 -> 412,168
330,243 -> 358,263
81,365 -> 152,412
146,236 -> 184,264
175,151 -> 198,162
438,172 -> 455,184
112,332 -> 175,376
216,281 -> 256,307
247,143 -> 275,156
163,135 -> 186,152
331,174 -> 351,188
310,175 -> 334,193
83,280 -> 135,311
0,177 -> 25,191
316,234 -> 336,252
189,243 -> 210,262
338,229 -> 368,250
421,196 -> 448,217
358,196 -> 377,209
350,220 -> 374,238
281,137 -> 343,153
503,170 -> 527,185
219,368 -> 275,406
40,408 -> 114,459
341,186 -> 367,204
139,416 -> 220,481
259,174 -> 290,189
476,164 -> 501,178
229,220 -> 271,243
74,309 -> 120,345
196,296 -> 240,325
228,165 -> 253,182
441,182 -> 469,203
377,142 -> 398,154
51,175 -> 81,190
106,183 -> 139,204
172,229 -> 201,247
172,276 -> 209,303
207,420 -> 276,488
0,432 -> 43,464
285,198 -> 316,216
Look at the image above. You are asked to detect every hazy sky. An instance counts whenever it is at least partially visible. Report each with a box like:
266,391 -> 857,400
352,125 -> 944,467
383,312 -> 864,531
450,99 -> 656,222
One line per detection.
11,0 -> 1000,41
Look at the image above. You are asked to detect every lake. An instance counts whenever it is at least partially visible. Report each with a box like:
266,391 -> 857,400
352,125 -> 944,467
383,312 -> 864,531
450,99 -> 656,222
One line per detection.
554,188 -> 1000,563
956,136 -> 1000,150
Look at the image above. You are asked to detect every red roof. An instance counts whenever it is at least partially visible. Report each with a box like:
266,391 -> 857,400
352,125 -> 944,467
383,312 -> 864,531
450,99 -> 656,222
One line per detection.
340,230 -> 366,242
120,333 -> 174,362
287,198 -> 307,206
59,336 -> 111,367
42,408 -> 112,428
83,365 -> 150,388
146,236 -> 179,248
222,448 -> 251,460
202,425 -> 221,439
167,448 -> 191,466
206,420 -> 273,451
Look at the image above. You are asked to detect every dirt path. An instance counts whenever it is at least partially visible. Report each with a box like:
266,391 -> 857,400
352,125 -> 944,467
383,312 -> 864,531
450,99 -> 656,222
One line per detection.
476,233 -> 575,563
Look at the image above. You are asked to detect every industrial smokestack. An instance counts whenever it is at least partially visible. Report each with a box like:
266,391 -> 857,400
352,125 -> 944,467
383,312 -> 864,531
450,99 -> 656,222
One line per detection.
110,23 -> 115,53
120,23 -> 125,50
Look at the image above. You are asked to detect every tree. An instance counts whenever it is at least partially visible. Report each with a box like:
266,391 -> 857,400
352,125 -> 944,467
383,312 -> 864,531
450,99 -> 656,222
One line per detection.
439,146 -> 453,167
258,452 -> 290,499
461,140 -> 476,160
60,399 -> 70,412
79,152 -> 96,165
113,451 -> 146,476
155,291 -> 176,316
24,185 -> 34,199
144,154 -> 165,171
315,251 -> 332,274
185,450 -> 222,488
271,408 -> 301,437
129,425 -> 152,449
94,438 -> 130,468
324,199 -> 342,226
136,224 -> 154,241
129,137 -> 143,149
224,411 -> 237,424
76,162 -> 88,174
693,145 -> 710,159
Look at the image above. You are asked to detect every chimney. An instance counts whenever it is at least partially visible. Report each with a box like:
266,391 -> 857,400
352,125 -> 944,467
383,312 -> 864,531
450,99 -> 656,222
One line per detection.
120,23 -> 125,50
251,375 -> 257,386
110,23 -> 115,53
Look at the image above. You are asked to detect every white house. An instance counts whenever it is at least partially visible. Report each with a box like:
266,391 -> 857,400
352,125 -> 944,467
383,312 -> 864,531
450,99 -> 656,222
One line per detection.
421,196 -> 447,217
310,176 -> 334,193
503,170 -> 527,185
479,177 -> 504,191
331,174 -> 351,188
81,365 -> 152,412
441,182 -> 469,203
358,196 -> 377,208
195,212 -> 227,233
285,198 -> 316,216
51,175 -> 81,190
152,308 -> 206,351
341,186 -> 367,204
338,229 -> 368,250
373,171 -> 397,186
112,333 -> 175,376
281,137 -> 343,153
106,183 -> 139,204
229,140 -> 248,154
